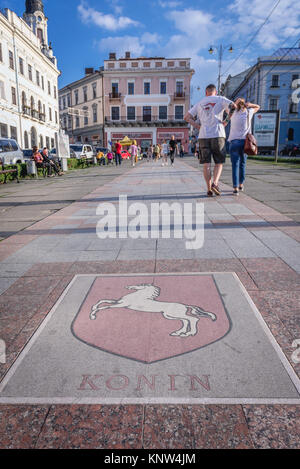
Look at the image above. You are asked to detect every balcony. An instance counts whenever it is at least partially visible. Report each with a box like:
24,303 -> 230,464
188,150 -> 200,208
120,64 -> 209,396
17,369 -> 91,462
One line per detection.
173,92 -> 186,100
39,113 -> 46,122
109,92 -> 122,101
22,105 -> 31,116
31,109 -> 39,119
105,115 -> 187,127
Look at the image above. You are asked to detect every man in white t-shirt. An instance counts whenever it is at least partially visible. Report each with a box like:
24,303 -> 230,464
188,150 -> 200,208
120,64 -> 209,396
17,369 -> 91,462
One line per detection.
184,84 -> 236,197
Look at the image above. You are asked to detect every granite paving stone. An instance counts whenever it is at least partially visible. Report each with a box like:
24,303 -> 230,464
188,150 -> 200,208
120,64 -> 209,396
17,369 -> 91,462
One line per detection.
0,157 -> 300,449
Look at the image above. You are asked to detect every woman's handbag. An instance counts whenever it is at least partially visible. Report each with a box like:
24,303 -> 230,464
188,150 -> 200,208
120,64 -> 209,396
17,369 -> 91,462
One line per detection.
244,110 -> 258,156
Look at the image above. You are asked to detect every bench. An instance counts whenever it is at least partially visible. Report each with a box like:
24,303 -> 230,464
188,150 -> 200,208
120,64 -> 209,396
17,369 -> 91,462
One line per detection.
0,162 -> 19,184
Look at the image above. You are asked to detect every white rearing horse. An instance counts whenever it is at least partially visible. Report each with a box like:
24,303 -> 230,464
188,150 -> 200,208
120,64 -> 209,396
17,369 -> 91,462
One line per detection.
90,284 -> 217,338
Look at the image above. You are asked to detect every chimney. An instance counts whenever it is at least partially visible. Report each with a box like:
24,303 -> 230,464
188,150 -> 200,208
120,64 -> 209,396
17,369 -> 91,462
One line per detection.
85,67 -> 94,75
125,51 -> 131,59
109,52 -> 116,60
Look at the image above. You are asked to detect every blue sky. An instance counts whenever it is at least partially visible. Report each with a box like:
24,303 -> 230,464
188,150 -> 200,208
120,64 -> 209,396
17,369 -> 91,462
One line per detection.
1,0 -> 300,103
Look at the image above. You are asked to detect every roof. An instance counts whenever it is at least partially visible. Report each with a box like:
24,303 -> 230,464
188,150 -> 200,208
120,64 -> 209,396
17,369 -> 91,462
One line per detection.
271,48 -> 300,59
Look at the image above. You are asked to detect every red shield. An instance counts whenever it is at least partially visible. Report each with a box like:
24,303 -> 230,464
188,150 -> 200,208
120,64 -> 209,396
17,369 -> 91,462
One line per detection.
71,275 -> 231,364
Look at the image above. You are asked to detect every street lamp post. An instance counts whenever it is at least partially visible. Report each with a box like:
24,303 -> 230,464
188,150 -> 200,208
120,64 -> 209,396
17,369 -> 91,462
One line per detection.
208,45 -> 233,94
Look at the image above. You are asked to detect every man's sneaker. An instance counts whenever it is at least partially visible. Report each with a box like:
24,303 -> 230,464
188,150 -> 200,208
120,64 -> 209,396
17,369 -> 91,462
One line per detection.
207,190 -> 213,197
233,189 -> 239,196
212,183 -> 221,196
239,185 -> 244,192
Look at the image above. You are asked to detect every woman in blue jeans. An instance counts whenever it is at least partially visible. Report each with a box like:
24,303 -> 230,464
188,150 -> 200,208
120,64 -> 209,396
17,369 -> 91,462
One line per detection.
226,98 -> 260,195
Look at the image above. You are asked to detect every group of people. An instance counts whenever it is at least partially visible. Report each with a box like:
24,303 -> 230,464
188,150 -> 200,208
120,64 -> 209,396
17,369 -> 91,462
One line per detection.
145,139 -> 185,166
184,84 -> 260,196
32,147 -> 64,177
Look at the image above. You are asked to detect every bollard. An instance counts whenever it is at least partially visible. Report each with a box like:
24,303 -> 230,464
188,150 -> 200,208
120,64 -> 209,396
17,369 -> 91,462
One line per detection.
26,160 -> 37,176
61,158 -> 68,172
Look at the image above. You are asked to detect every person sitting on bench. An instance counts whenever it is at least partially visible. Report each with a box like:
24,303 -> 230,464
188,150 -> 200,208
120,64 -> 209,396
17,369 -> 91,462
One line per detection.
42,148 -> 63,176
32,146 -> 53,177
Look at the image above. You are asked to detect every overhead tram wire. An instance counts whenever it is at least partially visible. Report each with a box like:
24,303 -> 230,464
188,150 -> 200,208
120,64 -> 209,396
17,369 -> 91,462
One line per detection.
221,0 -> 282,79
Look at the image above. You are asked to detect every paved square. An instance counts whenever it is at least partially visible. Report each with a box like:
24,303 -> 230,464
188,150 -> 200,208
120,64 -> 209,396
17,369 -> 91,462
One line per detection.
0,273 -> 299,404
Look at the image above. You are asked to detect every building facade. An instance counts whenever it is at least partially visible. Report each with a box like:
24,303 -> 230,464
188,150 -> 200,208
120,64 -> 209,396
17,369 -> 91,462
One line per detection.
0,0 -> 60,150
103,52 -> 194,150
59,68 -> 104,147
222,47 -> 300,148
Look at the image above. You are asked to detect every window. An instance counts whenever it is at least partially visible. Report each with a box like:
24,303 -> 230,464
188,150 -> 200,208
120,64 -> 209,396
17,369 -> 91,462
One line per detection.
127,106 -> 135,121
0,43 -> 2,62
46,137 -> 50,149
92,83 -> 97,99
0,124 -> 8,138
39,135 -> 43,149
19,57 -> 24,75
144,82 -> 150,95
93,104 -> 97,123
49,107 -> 52,121
271,75 -> 279,88
51,138 -> 55,149
159,106 -> 167,120
288,128 -> 294,141
48,81 -> 51,95
67,94 -> 71,107
11,87 -> 16,105
10,139 -> 18,150
9,51 -> 14,69
68,115 -> 72,128
83,107 -> 88,125
36,71 -> 40,86
83,86 -> 88,102
10,125 -> 18,141
176,81 -> 184,96
74,90 -> 79,105
175,105 -> 184,120
111,107 -> 120,120
76,116 -> 80,128
269,98 -> 278,111
37,28 -> 43,42
24,131 -> 29,149
0,80 -> 5,100
55,111 -> 58,124
160,82 -> 167,94
111,82 -> 118,97
28,65 -> 33,81
128,82 -> 134,95
63,97 -> 66,109
54,86 -> 57,99
41,76 -> 44,90
143,106 -> 151,122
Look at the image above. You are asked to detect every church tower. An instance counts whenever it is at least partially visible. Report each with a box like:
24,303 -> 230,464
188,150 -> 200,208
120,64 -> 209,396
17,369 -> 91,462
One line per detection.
23,0 -> 56,64
23,0 -> 49,48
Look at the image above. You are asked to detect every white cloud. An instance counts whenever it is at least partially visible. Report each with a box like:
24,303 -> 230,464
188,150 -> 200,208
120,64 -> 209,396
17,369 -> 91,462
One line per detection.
230,0 -> 300,50
97,36 -> 145,57
78,1 -> 140,31
158,1 -> 183,8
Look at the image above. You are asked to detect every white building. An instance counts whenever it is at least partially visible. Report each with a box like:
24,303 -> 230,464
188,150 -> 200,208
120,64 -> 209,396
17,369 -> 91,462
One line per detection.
0,0 -> 60,150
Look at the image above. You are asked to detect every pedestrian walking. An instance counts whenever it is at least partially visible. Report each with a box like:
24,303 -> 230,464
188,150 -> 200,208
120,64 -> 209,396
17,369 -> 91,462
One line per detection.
146,146 -> 152,162
129,140 -> 138,167
184,84 -> 236,197
169,136 -> 178,166
154,143 -> 160,162
226,98 -> 260,195
179,143 -> 184,158
115,140 -> 122,166
161,140 -> 169,166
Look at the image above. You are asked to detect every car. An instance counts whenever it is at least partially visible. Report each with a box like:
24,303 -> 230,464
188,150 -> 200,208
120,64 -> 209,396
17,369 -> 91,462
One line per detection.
22,149 -> 33,161
0,138 -> 24,165
69,144 -> 94,160
121,150 -> 131,159
50,148 -> 76,158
